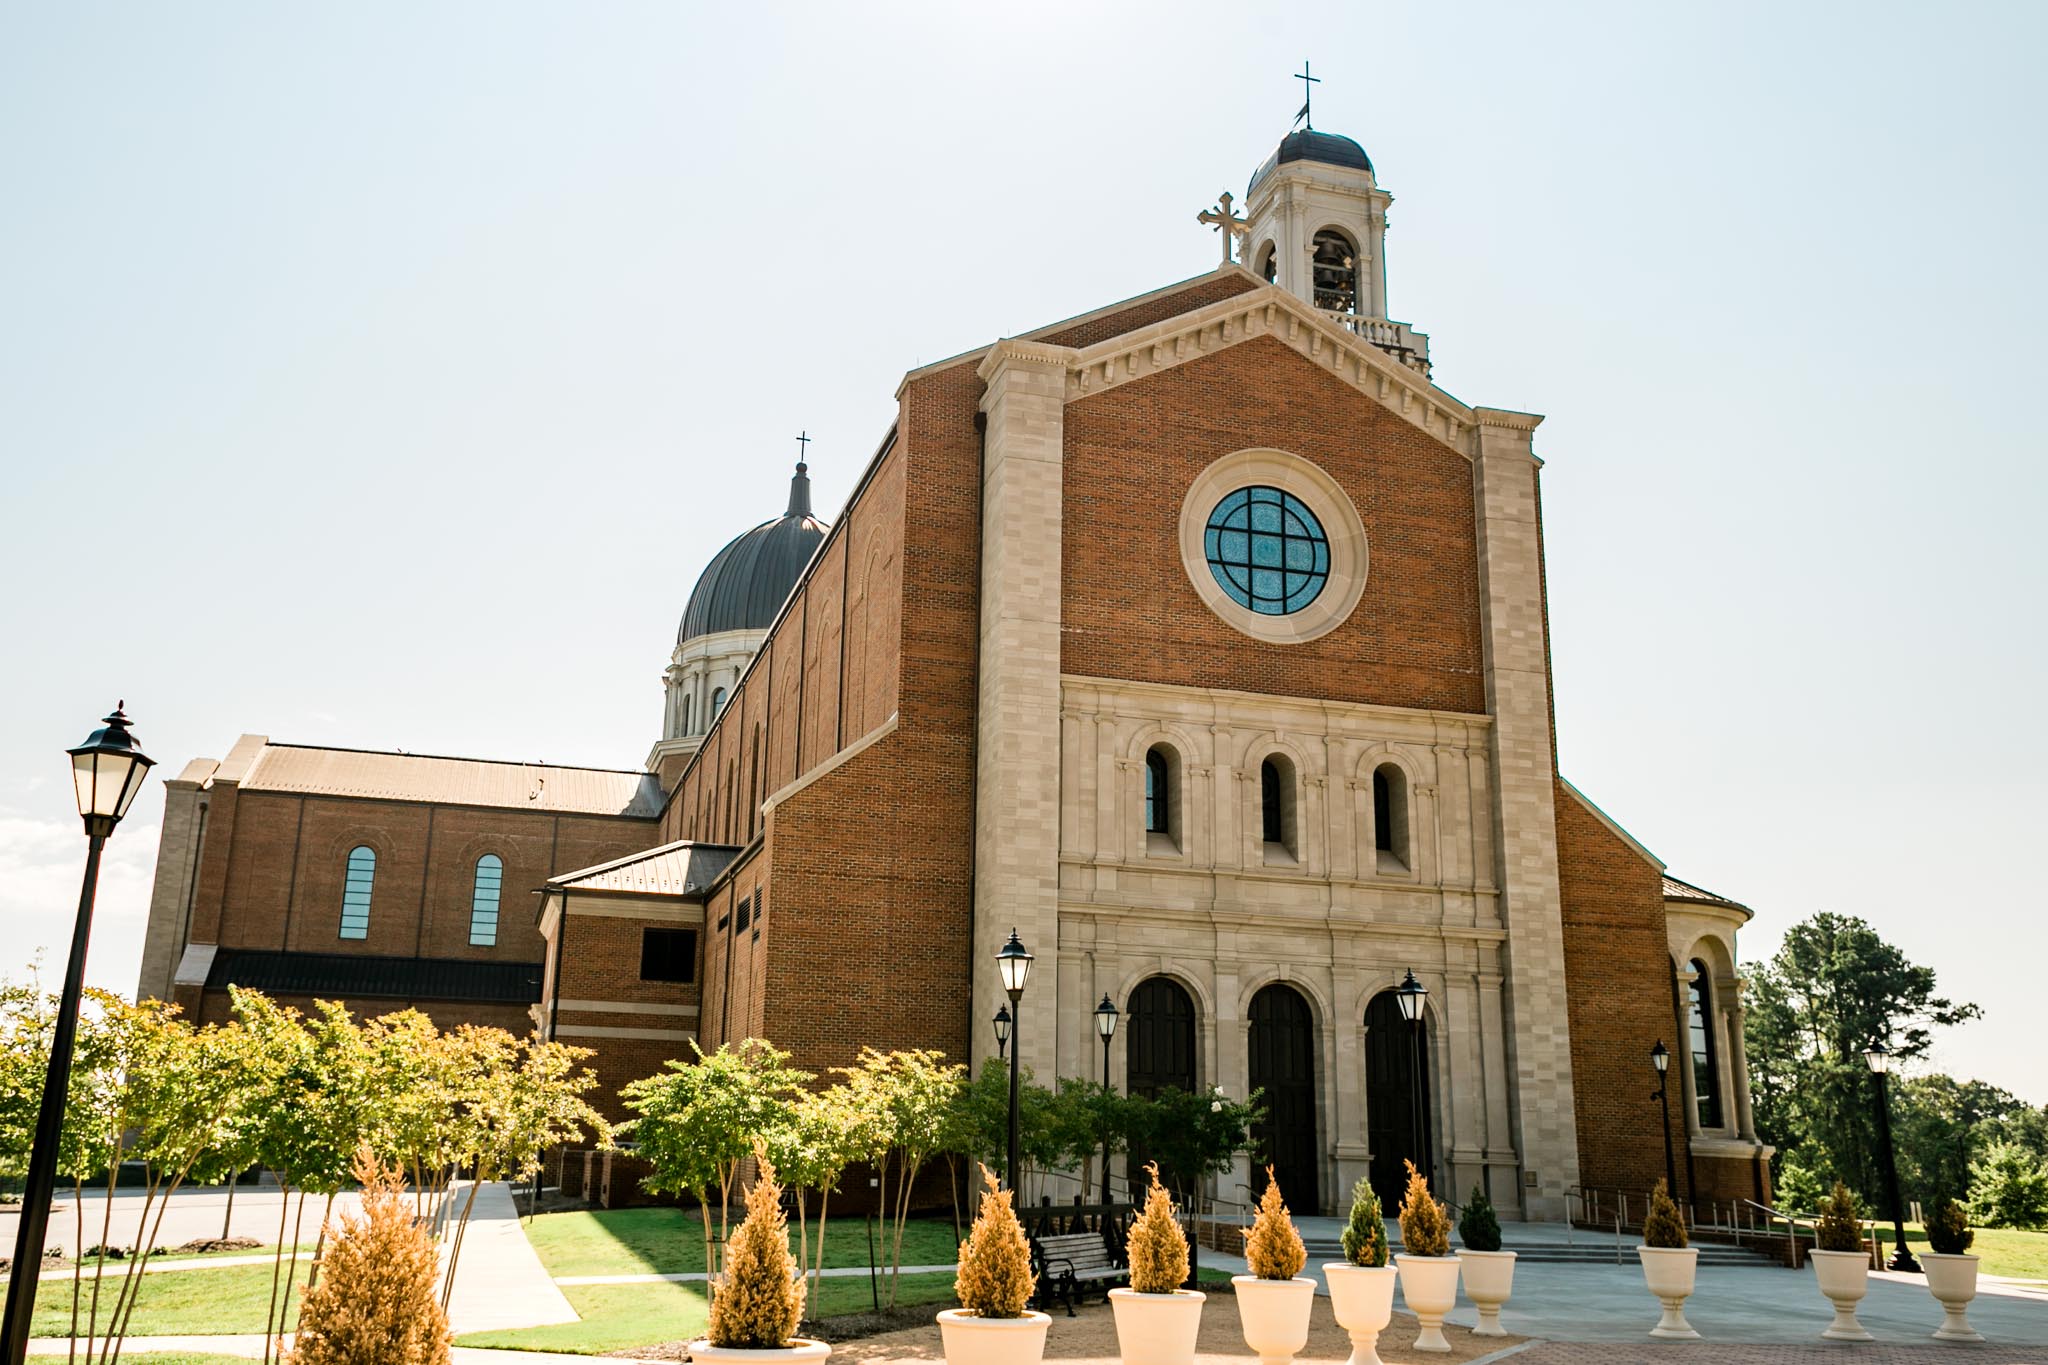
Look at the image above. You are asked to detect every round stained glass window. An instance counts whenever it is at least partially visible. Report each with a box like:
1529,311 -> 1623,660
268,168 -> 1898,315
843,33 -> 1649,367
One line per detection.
1203,486 -> 1330,615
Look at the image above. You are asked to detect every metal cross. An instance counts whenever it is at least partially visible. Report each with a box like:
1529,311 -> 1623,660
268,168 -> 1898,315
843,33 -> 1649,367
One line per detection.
1197,191 -> 1248,265
795,431 -> 810,465
1294,61 -> 1321,130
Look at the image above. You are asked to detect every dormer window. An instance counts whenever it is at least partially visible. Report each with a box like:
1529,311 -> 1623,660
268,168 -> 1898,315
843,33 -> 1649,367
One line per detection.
1312,229 -> 1360,314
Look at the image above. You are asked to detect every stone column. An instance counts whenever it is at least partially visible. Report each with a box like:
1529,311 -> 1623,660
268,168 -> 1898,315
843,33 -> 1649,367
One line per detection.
971,339 -> 1076,1082
136,771 -> 210,1003
1470,407 -> 1581,1220
1729,999 -> 1758,1140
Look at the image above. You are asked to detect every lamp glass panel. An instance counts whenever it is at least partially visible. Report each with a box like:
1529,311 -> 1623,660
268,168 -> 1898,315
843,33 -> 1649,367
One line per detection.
1864,1046 -> 1890,1075
72,754 -> 100,818
112,756 -> 150,818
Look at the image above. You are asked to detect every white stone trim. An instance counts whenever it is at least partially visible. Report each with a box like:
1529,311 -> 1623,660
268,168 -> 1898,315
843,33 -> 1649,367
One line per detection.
762,713 -> 899,815
1558,778 -> 1665,871
552,1024 -> 697,1042
562,899 -> 706,924
1175,448 -> 1370,644
555,1000 -> 700,1018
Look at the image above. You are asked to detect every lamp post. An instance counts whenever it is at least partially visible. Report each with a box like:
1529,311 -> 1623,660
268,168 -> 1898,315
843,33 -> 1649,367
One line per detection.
1093,993 -> 1119,1204
992,1005 -> 1012,1060
1863,1041 -> 1922,1273
2,705 -> 154,1365
996,930 -> 1033,1194
1650,1041 -> 1679,1200
1395,969 -> 1428,1184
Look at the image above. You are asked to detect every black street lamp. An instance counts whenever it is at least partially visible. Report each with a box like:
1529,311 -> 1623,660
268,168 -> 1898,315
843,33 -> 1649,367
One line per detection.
1650,1041 -> 1679,1200
3,705 -> 154,1365
1093,993 -> 1119,1203
996,930 -> 1033,1194
1863,1041 -> 1922,1273
992,1005 -> 1012,1060
1395,969 -> 1428,1183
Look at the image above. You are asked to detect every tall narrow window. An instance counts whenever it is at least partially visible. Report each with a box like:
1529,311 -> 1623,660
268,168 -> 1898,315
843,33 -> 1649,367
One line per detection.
711,686 -> 727,720
339,846 -> 375,940
468,854 -> 503,947
1145,748 -> 1171,835
1260,755 -> 1299,857
1262,759 -> 1284,843
1372,763 -> 1409,867
680,694 -> 693,735
1687,960 -> 1724,1129
1256,241 -> 1277,284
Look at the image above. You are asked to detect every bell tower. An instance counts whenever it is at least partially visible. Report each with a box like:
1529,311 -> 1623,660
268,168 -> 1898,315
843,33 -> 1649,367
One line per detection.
1233,114 -> 1431,376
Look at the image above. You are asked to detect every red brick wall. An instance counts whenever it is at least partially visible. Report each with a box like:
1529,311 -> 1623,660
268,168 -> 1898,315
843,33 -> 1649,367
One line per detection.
1061,335 -> 1486,714
1553,781 -> 1696,1205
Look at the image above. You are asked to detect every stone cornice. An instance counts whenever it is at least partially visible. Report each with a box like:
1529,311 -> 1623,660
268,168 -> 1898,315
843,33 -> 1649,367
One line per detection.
975,337 -> 1078,385
1060,283 -> 1477,452
1473,407 -> 1545,432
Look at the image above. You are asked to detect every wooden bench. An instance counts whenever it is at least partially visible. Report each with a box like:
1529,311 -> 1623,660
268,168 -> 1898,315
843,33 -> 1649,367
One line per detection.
1031,1230 -> 1127,1316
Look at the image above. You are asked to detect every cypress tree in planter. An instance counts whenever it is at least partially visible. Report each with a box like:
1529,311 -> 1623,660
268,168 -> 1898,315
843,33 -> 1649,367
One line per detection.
1637,1179 -> 1700,1340
1921,1196 -> 1982,1342
1393,1161 -> 1459,1354
1110,1163 -> 1204,1365
689,1146 -> 829,1364
1323,1177 -> 1397,1365
1810,1182 -> 1874,1342
1454,1187 -> 1515,1336
937,1167 -> 1049,1365
1234,1168 -> 1315,1365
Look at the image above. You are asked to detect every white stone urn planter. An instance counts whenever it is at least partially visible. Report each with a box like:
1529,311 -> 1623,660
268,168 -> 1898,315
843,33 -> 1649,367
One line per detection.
935,1308 -> 1053,1365
1921,1252 -> 1983,1342
1322,1263 -> 1397,1365
1231,1275 -> 1316,1365
688,1340 -> 831,1365
1393,1254 -> 1461,1353
1636,1246 -> 1701,1340
1809,1248 -> 1874,1341
1455,1249 -> 1516,1337
1109,1287 -> 1206,1365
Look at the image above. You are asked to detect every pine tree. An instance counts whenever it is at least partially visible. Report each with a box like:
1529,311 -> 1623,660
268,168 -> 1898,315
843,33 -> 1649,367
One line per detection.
1127,1162 -> 1190,1293
1340,1177 -> 1388,1268
955,1165 -> 1035,1318
287,1146 -> 451,1365
1642,1179 -> 1688,1249
1395,1160 -> 1449,1257
1240,1167 -> 1306,1279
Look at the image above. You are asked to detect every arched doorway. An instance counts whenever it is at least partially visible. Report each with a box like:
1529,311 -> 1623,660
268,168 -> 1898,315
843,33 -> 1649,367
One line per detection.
1365,989 -> 1433,1213
1248,983 -> 1319,1212
1126,977 -> 1198,1195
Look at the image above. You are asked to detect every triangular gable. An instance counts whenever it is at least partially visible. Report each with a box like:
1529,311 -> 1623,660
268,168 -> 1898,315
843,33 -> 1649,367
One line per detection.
1056,275 -> 1489,454
1559,777 -> 1666,872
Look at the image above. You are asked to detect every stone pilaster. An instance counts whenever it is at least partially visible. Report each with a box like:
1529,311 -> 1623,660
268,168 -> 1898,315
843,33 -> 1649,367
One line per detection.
1471,406 -> 1581,1220
135,765 -> 214,1003
971,339 -> 1076,1082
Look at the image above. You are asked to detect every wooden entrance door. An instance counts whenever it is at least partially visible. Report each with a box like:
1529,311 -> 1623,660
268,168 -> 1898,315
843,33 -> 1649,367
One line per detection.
1248,983 -> 1319,1213
1365,989 -> 1433,1213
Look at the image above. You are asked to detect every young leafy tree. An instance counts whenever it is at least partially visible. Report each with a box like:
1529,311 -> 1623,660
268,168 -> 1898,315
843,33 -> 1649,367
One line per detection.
621,1039 -> 810,1276
1745,913 -> 1980,1198
834,1048 -> 964,1306
1965,1141 -> 2048,1229
763,1083 -> 863,1302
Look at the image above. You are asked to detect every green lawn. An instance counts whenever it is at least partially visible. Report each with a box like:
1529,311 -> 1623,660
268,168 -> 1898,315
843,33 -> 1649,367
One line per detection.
520,1207 -> 966,1278
27,1258 -> 312,1337
1895,1223 -> 2048,1280
457,1270 -> 959,1354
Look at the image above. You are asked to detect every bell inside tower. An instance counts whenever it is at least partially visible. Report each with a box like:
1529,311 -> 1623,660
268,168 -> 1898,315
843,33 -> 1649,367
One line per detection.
1311,229 -> 1360,314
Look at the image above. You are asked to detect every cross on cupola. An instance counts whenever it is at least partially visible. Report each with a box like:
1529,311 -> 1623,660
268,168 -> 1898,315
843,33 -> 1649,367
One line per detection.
1197,191 -> 1248,265
1292,60 -> 1320,130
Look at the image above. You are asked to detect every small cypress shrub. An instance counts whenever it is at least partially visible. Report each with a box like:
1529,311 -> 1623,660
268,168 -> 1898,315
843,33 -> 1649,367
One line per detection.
1642,1179 -> 1688,1249
707,1144 -> 805,1348
1396,1160 -> 1450,1257
1926,1196 -> 1974,1256
1339,1177 -> 1389,1268
1815,1181 -> 1865,1254
1127,1162 -> 1191,1294
1458,1186 -> 1502,1252
1240,1167 -> 1307,1279
287,1146 -> 451,1365
956,1165 -> 1035,1318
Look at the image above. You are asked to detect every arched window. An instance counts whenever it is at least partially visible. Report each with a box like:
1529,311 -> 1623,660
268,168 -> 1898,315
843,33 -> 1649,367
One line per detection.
711,686 -> 727,720
1687,961 -> 1724,1129
1144,747 -> 1172,837
1125,977 -> 1197,1097
680,694 -> 693,736
1256,240 -> 1278,284
1372,763 -> 1409,868
468,854 -> 503,947
339,846 -> 375,939
1260,754 -> 1297,857
1311,228 -> 1360,314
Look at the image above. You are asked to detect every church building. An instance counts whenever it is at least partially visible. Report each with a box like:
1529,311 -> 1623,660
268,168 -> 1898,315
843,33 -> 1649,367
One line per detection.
138,117 -> 1769,1220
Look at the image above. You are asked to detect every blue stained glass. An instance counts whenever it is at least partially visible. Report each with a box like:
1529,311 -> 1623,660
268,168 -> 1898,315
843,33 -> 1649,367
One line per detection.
1203,486 -> 1329,616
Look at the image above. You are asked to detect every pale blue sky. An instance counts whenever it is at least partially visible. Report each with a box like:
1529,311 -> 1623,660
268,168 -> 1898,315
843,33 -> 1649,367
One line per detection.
3,3 -> 2042,1101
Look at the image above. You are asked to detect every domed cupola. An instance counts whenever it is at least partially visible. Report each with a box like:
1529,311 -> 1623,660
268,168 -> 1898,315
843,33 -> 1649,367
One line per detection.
648,460 -> 829,788
1247,128 -> 1373,194
677,463 -> 828,644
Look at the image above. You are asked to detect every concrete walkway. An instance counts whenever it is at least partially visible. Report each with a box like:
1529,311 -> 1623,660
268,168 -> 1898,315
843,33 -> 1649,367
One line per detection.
557,1261 -> 960,1285
25,1336 -> 664,1363
435,1181 -> 579,1335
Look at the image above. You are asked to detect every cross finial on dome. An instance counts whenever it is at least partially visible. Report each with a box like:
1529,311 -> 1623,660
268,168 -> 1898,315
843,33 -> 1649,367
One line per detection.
787,439 -> 813,518
1293,61 -> 1320,131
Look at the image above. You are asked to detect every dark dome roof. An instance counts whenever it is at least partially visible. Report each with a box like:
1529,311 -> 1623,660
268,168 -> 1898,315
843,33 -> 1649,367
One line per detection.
677,464 -> 828,644
1248,128 -> 1373,193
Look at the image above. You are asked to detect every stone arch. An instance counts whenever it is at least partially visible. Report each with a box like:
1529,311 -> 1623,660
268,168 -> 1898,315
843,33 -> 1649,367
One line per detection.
1247,979 -> 1321,1211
